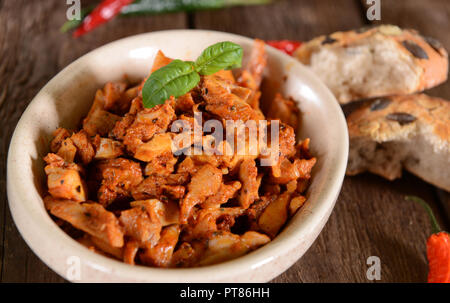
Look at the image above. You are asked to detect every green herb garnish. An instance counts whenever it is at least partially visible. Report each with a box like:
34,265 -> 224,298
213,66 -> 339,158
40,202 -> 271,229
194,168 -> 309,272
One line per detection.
142,60 -> 200,109
142,41 -> 243,108
193,41 -> 243,75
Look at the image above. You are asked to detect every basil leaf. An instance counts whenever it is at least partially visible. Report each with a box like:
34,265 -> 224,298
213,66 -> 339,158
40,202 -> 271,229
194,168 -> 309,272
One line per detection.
194,41 -> 243,75
142,41 -> 244,108
142,60 -> 200,108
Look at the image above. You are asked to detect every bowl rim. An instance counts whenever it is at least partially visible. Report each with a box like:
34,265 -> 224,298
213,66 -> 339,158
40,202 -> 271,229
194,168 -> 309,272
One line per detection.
7,29 -> 348,282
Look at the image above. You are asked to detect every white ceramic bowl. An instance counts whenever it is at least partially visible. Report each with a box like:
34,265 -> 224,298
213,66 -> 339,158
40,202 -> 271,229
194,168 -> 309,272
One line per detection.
7,30 -> 348,282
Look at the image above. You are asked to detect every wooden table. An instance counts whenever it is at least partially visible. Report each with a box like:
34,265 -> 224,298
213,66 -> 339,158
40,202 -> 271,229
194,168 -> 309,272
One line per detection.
0,0 -> 449,283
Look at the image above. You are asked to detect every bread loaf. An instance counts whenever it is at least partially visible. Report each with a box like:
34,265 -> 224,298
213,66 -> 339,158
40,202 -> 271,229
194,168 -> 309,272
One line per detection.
295,25 -> 448,104
346,94 -> 450,191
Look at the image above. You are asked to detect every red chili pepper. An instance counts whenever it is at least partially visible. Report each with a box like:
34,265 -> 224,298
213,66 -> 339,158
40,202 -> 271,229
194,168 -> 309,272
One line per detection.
266,40 -> 302,56
406,196 -> 450,283
427,232 -> 450,283
73,0 -> 134,38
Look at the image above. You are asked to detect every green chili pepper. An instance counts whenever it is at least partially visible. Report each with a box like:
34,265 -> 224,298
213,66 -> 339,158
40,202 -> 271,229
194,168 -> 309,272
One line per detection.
61,0 -> 273,35
121,0 -> 273,16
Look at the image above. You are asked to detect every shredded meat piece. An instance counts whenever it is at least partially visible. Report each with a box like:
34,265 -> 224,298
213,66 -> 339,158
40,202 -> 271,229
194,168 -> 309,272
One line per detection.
57,138 -> 77,163
286,179 -> 297,193
262,183 -> 281,195
180,164 -> 222,223
96,158 -> 143,206
297,178 -> 310,194
267,93 -> 300,130
202,181 -> 241,208
196,230 -> 269,266
289,195 -> 306,217
83,88 -> 122,137
245,196 -> 274,230
132,176 -> 169,198
170,242 -> 196,267
44,153 -> 81,170
177,157 -> 197,175
109,97 -> 143,140
134,132 -> 174,162
166,173 -> 190,185
140,225 -> 180,267
183,207 -> 245,241
83,108 -> 121,137
277,123 -> 296,158
296,158 -> 316,178
102,82 -> 127,114
201,75 -> 257,122
265,122 -> 297,177
174,93 -> 195,112
45,196 -> 124,247
258,192 -> 291,238
296,138 -> 313,159
123,102 -> 176,154
71,130 -> 95,165
123,240 -> 139,265
119,205 -> 161,247
92,136 -> 124,160
44,154 -> 86,201
131,174 -> 186,201
144,153 -> 177,177
90,235 -> 123,259
237,39 -> 267,120
216,214 -> 235,231
77,235 -> 107,256
214,69 -> 236,83
117,85 -> 140,115
238,159 -> 260,208
238,39 -> 267,91
135,133 -> 178,174
130,199 -> 180,226
51,128 -> 71,153
151,50 -> 173,74
270,157 -> 316,184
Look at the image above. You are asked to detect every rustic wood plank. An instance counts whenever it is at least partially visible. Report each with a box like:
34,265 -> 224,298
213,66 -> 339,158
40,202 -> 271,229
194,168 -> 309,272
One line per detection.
436,190 -> 450,228
273,173 -> 440,282
0,0 -> 186,283
194,0 -> 364,40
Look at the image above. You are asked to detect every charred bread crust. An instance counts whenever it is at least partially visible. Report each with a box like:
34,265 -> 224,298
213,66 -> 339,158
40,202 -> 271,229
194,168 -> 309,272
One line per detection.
347,94 -> 450,191
295,25 -> 448,99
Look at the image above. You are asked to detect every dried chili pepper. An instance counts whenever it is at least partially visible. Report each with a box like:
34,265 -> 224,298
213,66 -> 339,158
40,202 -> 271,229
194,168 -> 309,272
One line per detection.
73,0 -> 134,38
406,196 -> 450,283
266,40 -> 302,55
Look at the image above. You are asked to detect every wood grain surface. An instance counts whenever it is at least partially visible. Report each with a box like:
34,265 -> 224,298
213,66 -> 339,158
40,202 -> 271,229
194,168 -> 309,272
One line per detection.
0,0 -> 448,283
